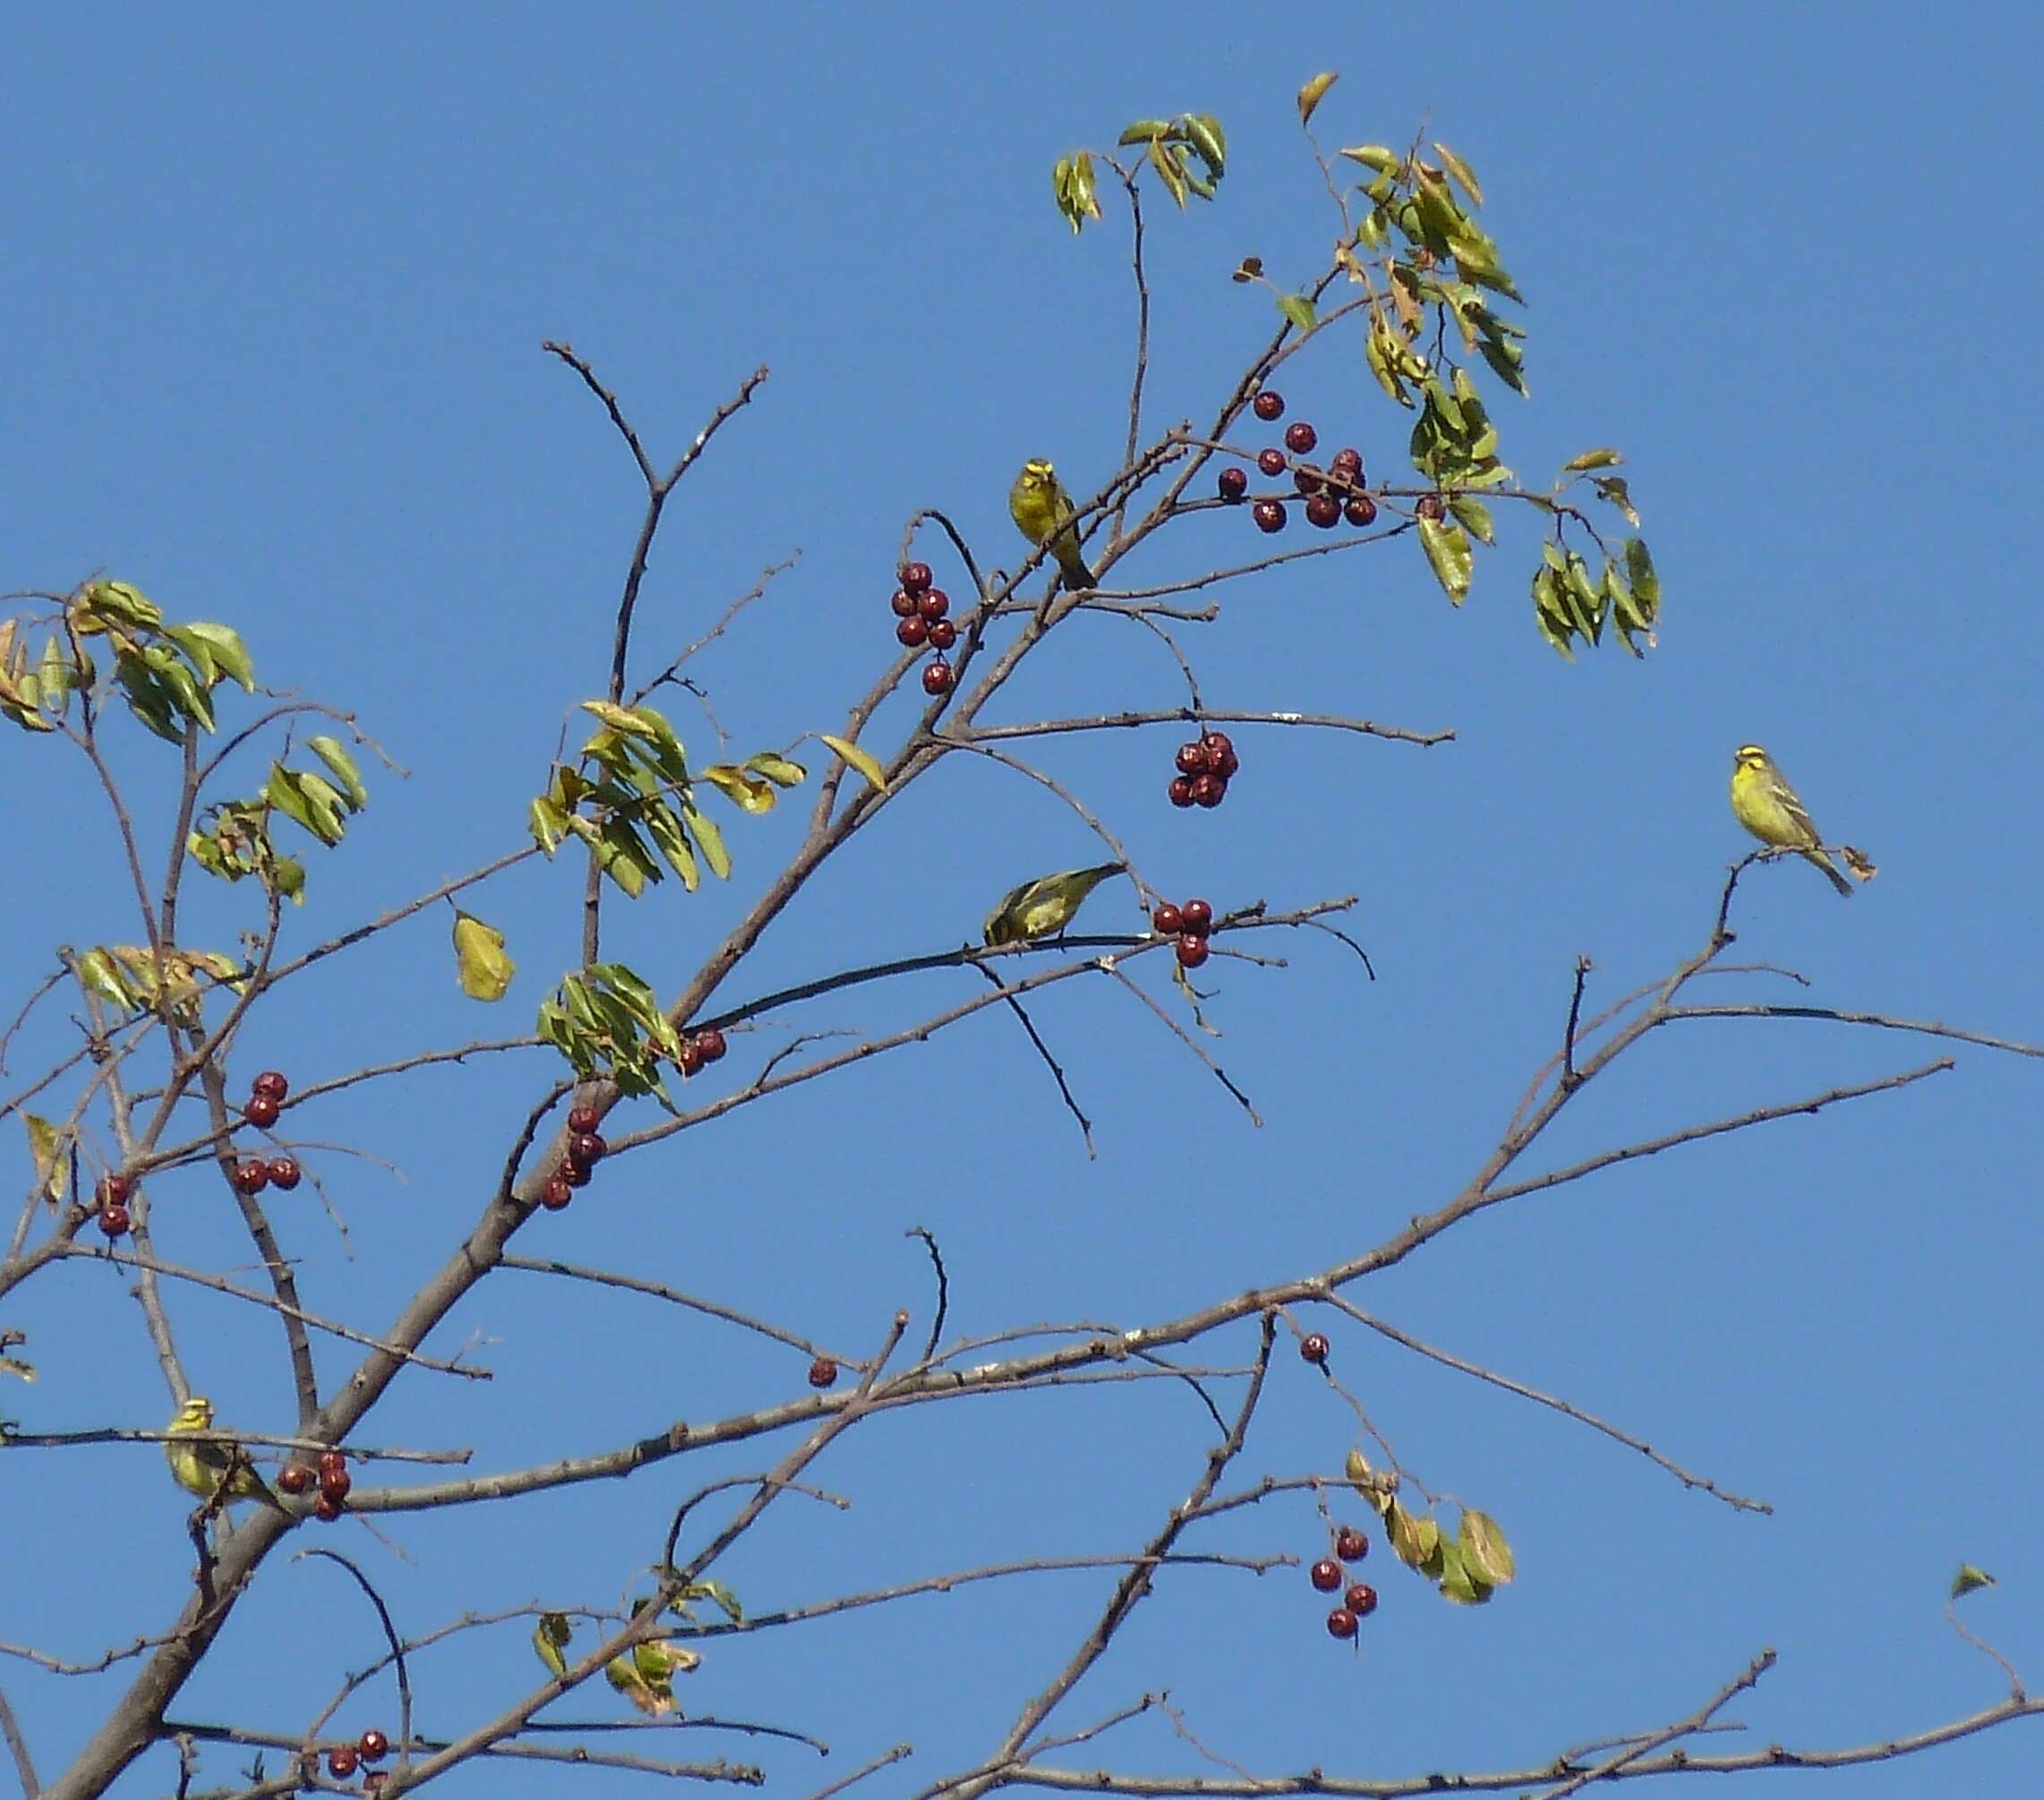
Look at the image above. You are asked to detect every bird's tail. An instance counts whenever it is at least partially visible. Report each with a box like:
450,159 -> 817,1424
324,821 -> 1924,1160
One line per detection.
1052,532 -> 1096,593
1803,849 -> 1854,897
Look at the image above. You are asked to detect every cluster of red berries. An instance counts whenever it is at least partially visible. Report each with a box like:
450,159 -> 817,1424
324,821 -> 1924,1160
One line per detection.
808,1356 -> 839,1388
1310,1522 -> 1379,1642
312,1728 -> 390,1784
94,1173 -> 134,1241
891,561 -> 957,696
278,1445 -> 354,1523
228,1071 -> 303,1198
540,1105 -> 610,1212
675,1024 -> 728,1079
1150,896 -> 1216,970
1218,390 -> 1379,535
1167,729 -> 1238,812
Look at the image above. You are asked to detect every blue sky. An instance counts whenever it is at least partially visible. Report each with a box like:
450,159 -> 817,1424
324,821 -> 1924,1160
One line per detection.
5,4 -> 2042,1796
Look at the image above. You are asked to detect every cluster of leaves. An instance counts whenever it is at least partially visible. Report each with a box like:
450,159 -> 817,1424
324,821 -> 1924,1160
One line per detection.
533,1582 -> 741,1716
537,963 -> 686,1107
1349,1450 -> 1516,1605
71,943 -> 244,1028
188,736 -> 368,904
1532,514 -> 1661,659
1052,110 -> 1227,234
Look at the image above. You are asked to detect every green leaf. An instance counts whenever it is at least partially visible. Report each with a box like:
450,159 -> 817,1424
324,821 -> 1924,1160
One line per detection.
1623,536 -> 1661,619
1447,496 -> 1494,544
1562,448 -> 1622,473
821,733 -> 888,794
1532,567 -> 1576,660
1277,293 -> 1317,332
1417,516 -> 1473,605
639,801 -> 699,890
1296,71 -> 1338,126
1431,142 -> 1484,208
1181,112 -> 1226,178
306,737 -> 367,809
1435,1538 -> 1493,1605
1365,314 -> 1411,406
1564,550 -> 1606,644
1951,1564 -> 1997,1600
175,621 -> 254,690
1356,208 -> 1390,251
74,948 -> 139,1010
1386,1500 -> 1439,1572
1592,474 -> 1639,526
162,625 -> 218,687
1339,143 -> 1402,175
1476,331 -> 1528,397
1457,1508 -> 1515,1585
1117,119 -> 1173,145
77,580 -> 162,632
744,751 -> 806,788
684,804 -> 731,880
528,796 -> 569,855
24,1114 -> 65,1202
701,764 -> 776,814
451,910 -> 515,1002
266,765 -> 344,846
1146,136 -> 1188,209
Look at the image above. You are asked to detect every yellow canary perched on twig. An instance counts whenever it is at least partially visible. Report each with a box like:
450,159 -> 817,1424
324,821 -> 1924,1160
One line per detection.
1008,459 -> 1098,592
983,863 -> 1125,947
1729,745 -> 1853,897
164,1395 -> 286,1509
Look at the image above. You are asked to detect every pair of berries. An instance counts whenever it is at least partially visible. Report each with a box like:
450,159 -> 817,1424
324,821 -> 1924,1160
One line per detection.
321,1729 -> 389,1781
244,1066 -> 288,1129
894,561 -> 955,695
541,1105 -> 610,1211
279,1446 -> 353,1521
1150,897 -> 1216,969
231,1154 -> 303,1197
676,1025 -> 728,1079
1167,731 -> 1238,812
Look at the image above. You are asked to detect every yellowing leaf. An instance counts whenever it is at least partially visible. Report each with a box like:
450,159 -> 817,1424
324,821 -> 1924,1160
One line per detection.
1562,448 -> 1623,473
1458,1508 -> 1515,1585
683,805 -> 731,880
702,764 -> 776,814
1432,142 -> 1484,208
24,1114 -> 65,1202
1417,516 -> 1473,604
821,733 -> 887,794
452,911 -> 515,1002
1296,71 -> 1338,126
1278,293 -> 1317,332
307,736 -> 367,809
1339,144 -> 1403,175
743,751 -> 806,788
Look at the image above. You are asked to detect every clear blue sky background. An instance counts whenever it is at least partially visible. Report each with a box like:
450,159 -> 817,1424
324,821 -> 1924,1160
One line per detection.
5,4 -> 2041,1796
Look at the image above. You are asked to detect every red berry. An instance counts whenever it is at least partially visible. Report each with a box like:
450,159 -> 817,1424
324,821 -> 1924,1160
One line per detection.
1330,446 -> 1363,473
1326,1606 -> 1358,1641
1285,421 -> 1318,455
1346,1582 -> 1378,1617
890,587 -> 919,618
895,615 -> 928,648
1292,465 -> 1324,497
1192,773 -> 1226,808
567,1105 -> 599,1134
900,561 -> 933,593
327,1746 -> 359,1779
232,1159 -> 269,1195
808,1356 -> 839,1389
244,1092 -> 280,1129
1252,389 -> 1285,422
1306,494 -> 1341,529
97,1203 -> 130,1239
318,1448 -> 347,1481
358,1729 -> 389,1764
1344,495 -> 1379,527
1310,1557 -> 1343,1592
1203,735 -> 1239,779
921,659 -> 954,695
559,1156 -> 592,1190
1301,1333 -> 1330,1365
1252,499 -> 1287,534
927,618 -> 958,651
266,1156 -> 302,1190
540,1175 -> 573,1210
1179,899 -> 1214,935
321,1466 -> 353,1504
1167,776 -> 1195,809
252,1071 -> 289,1102
1334,1525 -> 1369,1563
1218,465 -> 1248,502
695,1027 -> 727,1063
1151,904 -> 1184,935
98,1173 -> 133,1207
917,588 -> 950,621
1255,447 -> 1287,478
1415,493 -> 1446,521
1176,934 -> 1210,969
568,1131 -> 606,1169
313,1494 -> 343,1522
1175,740 -> 1210,776
278,1463 -> 312,1495
677,1039 -> 706,1077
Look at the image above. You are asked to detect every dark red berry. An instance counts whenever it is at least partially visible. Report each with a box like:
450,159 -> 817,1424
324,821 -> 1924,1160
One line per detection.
1175,740 -> 1211,776
1252,499 -> 1287,534
808,1357 -> 839,1388
568,1105 -> 599,1135
541,1175 -> 573,1210
1306,494 -> 1341,529
1293,465 -> 1324,497
266,1156 -> 302,1190
252,1071 -> 288,1102
1218,465 -> 1249,502
927,618 -> 957,651
98,1173 -> 133,1207
677,1039 -> 706,1077
1285,421 -> 1318,455
1415,493 -> 1446,521
97,1203 -> 130,1239
1176,934 -> 1210,969
1167,777 -> 1195,809
1334,1524 -> 1369,1563
1346,1582 -> 1378,1617
1310,1557 -> 1343,1592
1151,903 -> 1184,935
1201,729 -> 1233,762
327,1746 -> 359,1779
1255,447 -> 1287,478
921,659 -> 954,695
1330,446 -> 1363,473
890,588 -> 919,618
917,588 -> 950,621
559,1156 -> 592,1190
1326,1607 -> 1358,1641
232,1159 -> 269,1195
313,1494 -> 343,1522
1192,773 -> 1226,808
899,561 -> 933,593
1179,899 -> 1214,935
321,1466 -> 353,1504
567,1131 -> 606,1169
1344,495 -> 1379,527
358,1730 -> 389,1764
1252,390 -> 1286,422
278,1463 -> 312,1496
1301,1333 -> 1330,1365
895,615 -> 928,648
318,1448 -> 346,1481
695,1027 -> 727,1063
244,1092 -> 280,1129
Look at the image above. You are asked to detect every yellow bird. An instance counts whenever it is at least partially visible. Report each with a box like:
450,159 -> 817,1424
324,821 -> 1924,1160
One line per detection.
1729,745 -> 1852,897
164,1395 -> 286,1509
1008,459 -> 1098,592
983,863 -> 1125,947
